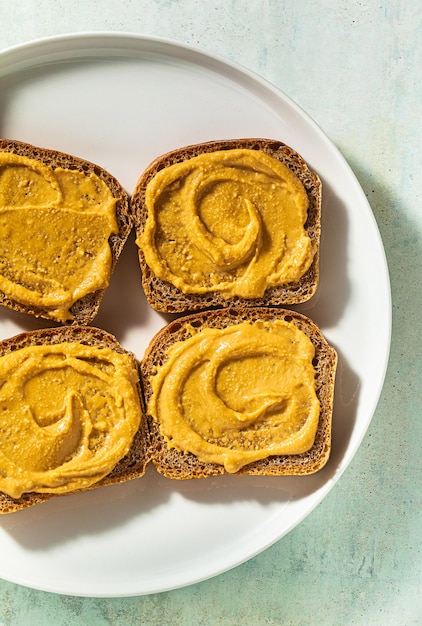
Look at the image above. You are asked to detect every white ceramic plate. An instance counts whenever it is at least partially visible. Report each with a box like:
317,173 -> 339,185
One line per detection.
0,33 -> 391,597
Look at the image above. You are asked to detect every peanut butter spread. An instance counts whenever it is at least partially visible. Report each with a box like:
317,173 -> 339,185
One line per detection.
0,342 -> 141,499
137,149 -> 315,298
148,320 -> 320,473
0,153 -> 119,322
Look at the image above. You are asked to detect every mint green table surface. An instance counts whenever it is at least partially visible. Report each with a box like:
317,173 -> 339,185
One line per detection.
0,1 -> 420,624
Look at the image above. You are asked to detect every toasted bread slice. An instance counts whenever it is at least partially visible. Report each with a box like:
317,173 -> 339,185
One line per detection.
0,139 -> 132,324
132,139 -> 321,313
141,307 -> 337,479
0,325 -> 150,514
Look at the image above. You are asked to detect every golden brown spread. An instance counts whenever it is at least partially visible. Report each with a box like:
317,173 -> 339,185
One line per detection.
0,152 -> 119,322
137,149 -> 314,299
0,342 -> 141,498
148,320 -> 320,472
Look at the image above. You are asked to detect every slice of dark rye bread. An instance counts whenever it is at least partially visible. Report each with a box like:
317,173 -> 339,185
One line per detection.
0,325 -> 150,514
0,138 -> 132,325
131,138 -> 322,313
140,307 -> 337,479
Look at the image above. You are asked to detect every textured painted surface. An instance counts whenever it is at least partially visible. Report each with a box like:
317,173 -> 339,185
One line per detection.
0,1 -> 421,624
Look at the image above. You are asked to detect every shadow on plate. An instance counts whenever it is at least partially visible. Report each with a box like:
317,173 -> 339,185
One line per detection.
0,467 -> 165,550
0,464 -> 291,551
295,177 -> 351,328
93,230 -> 154,342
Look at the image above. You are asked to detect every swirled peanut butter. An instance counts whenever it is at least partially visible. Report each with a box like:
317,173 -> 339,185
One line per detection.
148,320 -> 320,473
137,149 -> 314,298
0,153 -> 119,322
0,343 -> 141,498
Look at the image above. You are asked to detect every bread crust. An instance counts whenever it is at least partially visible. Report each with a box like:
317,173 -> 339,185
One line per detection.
0,325 -> 150,514
141,307 -> 337,479
0,139 -> 132,324
132,138 -> 322,312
